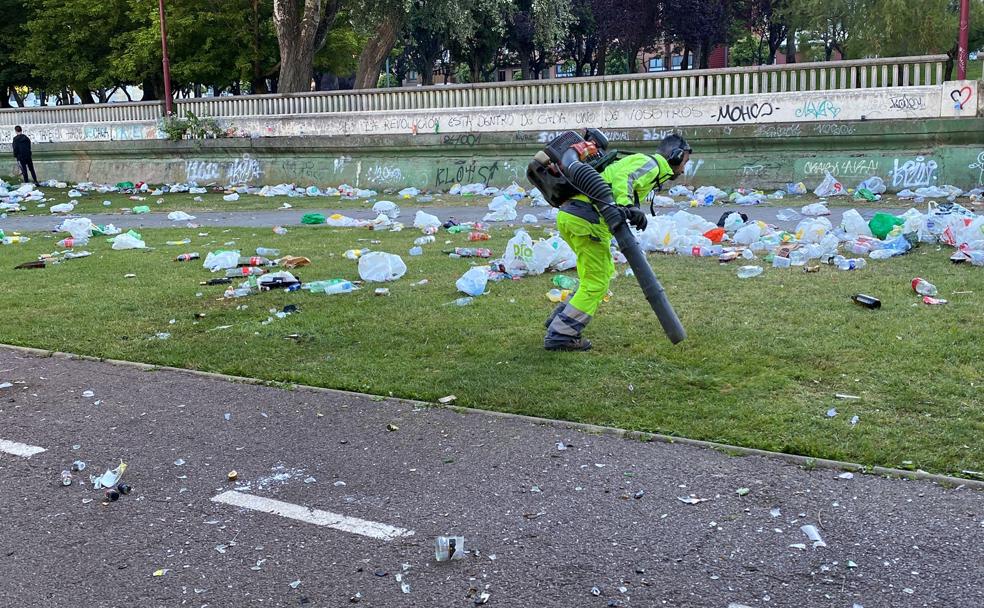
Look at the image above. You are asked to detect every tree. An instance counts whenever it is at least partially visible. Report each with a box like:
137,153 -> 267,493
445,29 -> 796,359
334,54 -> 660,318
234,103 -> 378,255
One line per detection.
0,0 -> 34,107
664,0 -> 734,69
562,0 -> 597,76
273,0 -> 342,92
20,0 -> 134,103
610,0 -> 661,73
748,0 -> 790,64
352,0 -> 411,89
505,0 -> 573,79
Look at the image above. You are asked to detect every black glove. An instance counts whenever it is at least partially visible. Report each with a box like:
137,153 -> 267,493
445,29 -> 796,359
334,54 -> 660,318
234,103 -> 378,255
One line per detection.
620,205 -> 648,231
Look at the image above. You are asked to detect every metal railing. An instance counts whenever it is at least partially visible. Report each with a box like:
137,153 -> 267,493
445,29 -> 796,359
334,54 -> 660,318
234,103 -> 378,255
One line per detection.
0,55 -> 950,126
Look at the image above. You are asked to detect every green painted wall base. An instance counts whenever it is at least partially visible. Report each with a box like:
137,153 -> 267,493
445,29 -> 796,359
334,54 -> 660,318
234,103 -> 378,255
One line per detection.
20,117 -> 984,193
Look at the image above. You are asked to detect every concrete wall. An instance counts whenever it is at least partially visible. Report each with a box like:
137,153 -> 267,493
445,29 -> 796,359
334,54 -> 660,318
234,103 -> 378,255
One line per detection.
1,81 -> 979,145
13,117 -> 984,193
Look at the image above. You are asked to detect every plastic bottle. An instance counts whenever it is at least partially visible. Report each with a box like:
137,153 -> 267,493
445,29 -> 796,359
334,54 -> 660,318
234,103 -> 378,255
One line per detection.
2,236 -> 29,245
175,253 -> 200,262
61,470 -> 72,486
450,247 -> 492,258
552,275 -> 579,290
256,247 -> 280,257
225,267 -> 266,277
736,265 -> 764,279
852,294 -> 881,309
546,288 -> 572,303
166,239 -> 191,246
322,281 -> 355,295
453,297 -> 474,306
413,236 -> 435,246
409,246 -> 423,256
238,256 -> 271,267
837,257 -> 867,271
468,232 -> 491,241
772,255 -> 792,268
911,277 -> 938,296
273,226 -> 287,235
869,249 -> 896,260
741,249 -> 756,260
57,237 -> 86,248
344,249 -> 368,260
201,277 -> 232,286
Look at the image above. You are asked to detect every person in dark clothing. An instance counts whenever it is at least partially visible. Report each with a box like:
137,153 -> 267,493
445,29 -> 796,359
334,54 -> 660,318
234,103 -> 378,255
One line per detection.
12,126 -> 39,185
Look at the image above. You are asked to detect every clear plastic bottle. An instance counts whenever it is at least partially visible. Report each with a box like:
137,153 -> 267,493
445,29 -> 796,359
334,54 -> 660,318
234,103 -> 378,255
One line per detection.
772,255 -> 791,268
453,297 -> 474,306
323,281 -> 355,295
272,226 -> 287,235
788,249 -> 807,266
225,267 -> 266,277
741,248 -> 756,260
869,249 -> 895,260
911,277 -> 938,296
736,265 -> 764,279
413,236 -> 435,246
256,247 -> 280,257
409,246 -> 423,256
57,237 -> 86,248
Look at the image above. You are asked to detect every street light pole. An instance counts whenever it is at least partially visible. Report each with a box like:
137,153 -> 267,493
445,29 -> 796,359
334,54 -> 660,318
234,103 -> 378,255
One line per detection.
957,0 -> 970,80
159,0 -> 174,115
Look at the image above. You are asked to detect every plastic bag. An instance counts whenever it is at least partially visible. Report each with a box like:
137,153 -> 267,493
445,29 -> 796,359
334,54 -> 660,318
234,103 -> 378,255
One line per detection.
203,250 -> 240,272
857,176 -> 887,194
786,182 -> 807,195
735,193 -> 765,206
398,187 -> 420,198
413,210 -> 442,230
324,213 -> 366,227
49,203 -> 75,213
111,232 -> 146,250
795,217 -> 833,244
733,222 -> 762,245
301,213 -> 326,224
651,195 -> 676,207
801,202 -> 830,217
58,218 -> 97,240
813,171 -> 846,197
167,211 -> 196,221
723,212 -> 745,231
840,209 -> 873,236
483,202 -> 517,222
668,185 -> 694,198
358,252 -> 407,282
455,267 -> 489,296
223,193 -> 240,202
522,214 -> 538,224
868,212 -> 904,239
372,200 -> 400,219
502,229 -> 536,274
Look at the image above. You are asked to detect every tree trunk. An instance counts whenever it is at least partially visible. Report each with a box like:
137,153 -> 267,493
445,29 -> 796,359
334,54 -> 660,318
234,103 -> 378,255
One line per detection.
76,87 -> 96,104
681,47 -> 690,71
0,86 -> 11,109
785,30 -> 796,63
663,42 -> 672,71
354,13 -> 402,89
141,77 -> 160,101
274,0 -> 342,93
518,49 -> 531,80
596,40 -> 607,76
699,39 -> 710,69
421,63 -> 434,86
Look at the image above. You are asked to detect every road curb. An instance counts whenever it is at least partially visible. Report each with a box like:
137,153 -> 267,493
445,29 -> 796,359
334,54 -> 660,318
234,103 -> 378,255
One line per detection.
4,343 -> 982,491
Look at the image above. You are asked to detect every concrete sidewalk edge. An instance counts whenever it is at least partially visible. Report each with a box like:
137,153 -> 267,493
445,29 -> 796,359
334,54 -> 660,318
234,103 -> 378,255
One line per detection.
4,342 -> 981,492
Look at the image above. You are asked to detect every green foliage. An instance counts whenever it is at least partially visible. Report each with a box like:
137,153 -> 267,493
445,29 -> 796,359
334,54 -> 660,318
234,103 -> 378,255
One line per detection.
160,111 -> 227,140
314,16 -> 363,77
21,0 -> 132,95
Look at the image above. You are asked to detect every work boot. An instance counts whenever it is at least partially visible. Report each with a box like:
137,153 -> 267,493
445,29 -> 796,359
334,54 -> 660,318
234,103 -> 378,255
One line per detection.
545,337 -> 592,351
543,303 -> 593,351
543,302 -> 567,329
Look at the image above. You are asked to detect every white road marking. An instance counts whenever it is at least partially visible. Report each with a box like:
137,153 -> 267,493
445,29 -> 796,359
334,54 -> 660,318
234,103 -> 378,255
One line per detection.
0,439 -> 45,458
211,490 -> 415,541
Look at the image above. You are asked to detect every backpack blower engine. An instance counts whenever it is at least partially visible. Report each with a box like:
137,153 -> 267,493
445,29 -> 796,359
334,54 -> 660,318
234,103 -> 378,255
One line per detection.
526,129 -> 687,344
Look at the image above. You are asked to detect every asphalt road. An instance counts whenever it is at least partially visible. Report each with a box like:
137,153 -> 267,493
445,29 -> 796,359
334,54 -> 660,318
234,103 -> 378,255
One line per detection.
0,347 -> 982,607
0,202 -> 915,233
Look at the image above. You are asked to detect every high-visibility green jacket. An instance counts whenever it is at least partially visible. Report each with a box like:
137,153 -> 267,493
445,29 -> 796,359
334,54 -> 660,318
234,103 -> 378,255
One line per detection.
572,153 -> 675,207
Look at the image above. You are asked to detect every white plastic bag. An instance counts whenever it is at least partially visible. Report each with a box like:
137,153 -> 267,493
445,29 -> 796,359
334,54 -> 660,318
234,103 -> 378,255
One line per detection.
795,217 -> 833,243
167,211 -> 196,221
49,203 -> 75,213
813,171 -> 846,197
111,233 -> 146,250
413,210 -> 441,230
857,176 -> 887,194
58,217 -> 97,239
358,252 -> 407,282
723,212 -> 745,231
372,200 -> 400,219
502,229 -> 535,273
455,267 -> 489,296
522,214 -> 538,224
203,250 -> 240,271
483,202 -> 517,222
801,202 -> 831,217
840,209 -> 872,236
223,193 -> 240,202
733,222 -> 762,245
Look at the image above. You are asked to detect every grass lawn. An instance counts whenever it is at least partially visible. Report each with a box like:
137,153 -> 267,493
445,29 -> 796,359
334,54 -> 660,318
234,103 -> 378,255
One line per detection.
5,187 -> 494,216
0,224 -> 980,477
5,186 -> 929,220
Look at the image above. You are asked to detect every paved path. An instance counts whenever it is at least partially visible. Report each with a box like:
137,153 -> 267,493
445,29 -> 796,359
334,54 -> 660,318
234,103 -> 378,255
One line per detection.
0,203 -> 914,233
0,346 -> 981,607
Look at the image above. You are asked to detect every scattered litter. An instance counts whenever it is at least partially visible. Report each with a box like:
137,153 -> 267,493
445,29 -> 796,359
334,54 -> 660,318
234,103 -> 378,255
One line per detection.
736,487 -> 750,496
678,495 -> 710,505
153,569 -> 169,577
438,395 -> 456,404
289,580 -> 301,589
826,408 -> 837,418
835,393 -> 861,400
800,524 -> 827,548
837,472 -> 855,480
435,536 -> 465,561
